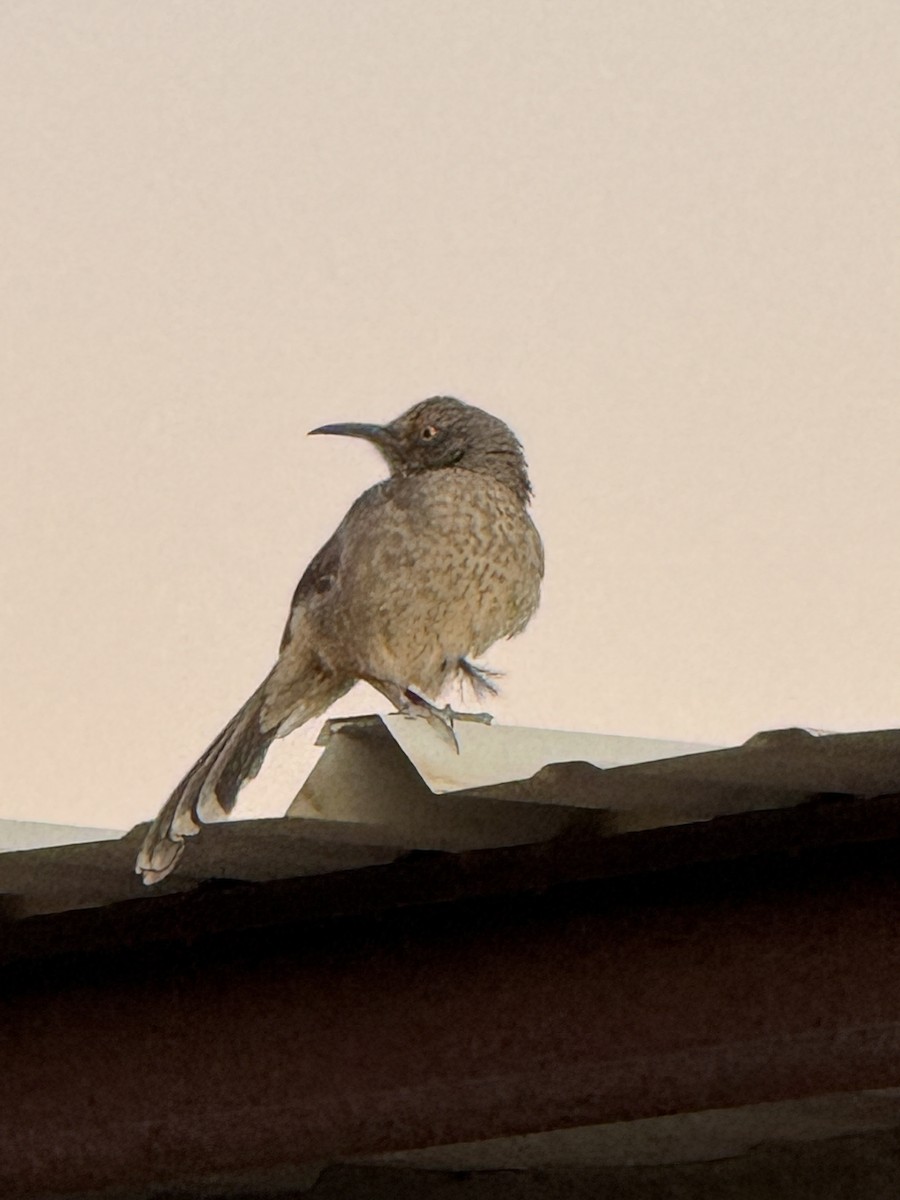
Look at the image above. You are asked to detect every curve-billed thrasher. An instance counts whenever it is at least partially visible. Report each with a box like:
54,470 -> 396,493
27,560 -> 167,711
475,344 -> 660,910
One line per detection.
136,396 -> 543,884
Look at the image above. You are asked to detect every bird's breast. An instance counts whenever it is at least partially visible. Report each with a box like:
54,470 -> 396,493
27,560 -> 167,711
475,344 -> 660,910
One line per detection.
319,470 -> 543,693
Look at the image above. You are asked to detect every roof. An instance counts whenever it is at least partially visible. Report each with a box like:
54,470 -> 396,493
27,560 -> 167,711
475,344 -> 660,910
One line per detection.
2,714 -> 899,927
3,716 -> 900,1198
0,817 -> 123,853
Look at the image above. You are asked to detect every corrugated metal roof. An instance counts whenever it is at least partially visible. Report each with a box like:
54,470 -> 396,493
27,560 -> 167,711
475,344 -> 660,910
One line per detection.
354,1088 -> 900,1170
0,818 -> 124,852
294,715 -> 900,834
5,715 -> 900,1199
325,715 -> 718,793
2,714 -> 900,923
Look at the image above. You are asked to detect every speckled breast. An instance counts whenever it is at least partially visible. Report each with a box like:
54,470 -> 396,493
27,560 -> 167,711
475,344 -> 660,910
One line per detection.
325,469 -> 543,695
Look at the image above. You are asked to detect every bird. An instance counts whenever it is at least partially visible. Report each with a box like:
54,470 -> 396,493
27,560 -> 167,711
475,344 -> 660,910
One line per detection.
136,396 -> 544,884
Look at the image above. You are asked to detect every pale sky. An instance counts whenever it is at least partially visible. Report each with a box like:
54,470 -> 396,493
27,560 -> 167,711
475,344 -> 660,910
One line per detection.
2,0 -> 899,830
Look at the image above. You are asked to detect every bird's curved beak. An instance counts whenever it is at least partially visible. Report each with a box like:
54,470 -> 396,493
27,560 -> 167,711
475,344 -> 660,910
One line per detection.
308,422 -> 391,446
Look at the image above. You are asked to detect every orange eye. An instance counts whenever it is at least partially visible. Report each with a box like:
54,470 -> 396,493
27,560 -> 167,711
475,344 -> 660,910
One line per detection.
421,424 -> 438,440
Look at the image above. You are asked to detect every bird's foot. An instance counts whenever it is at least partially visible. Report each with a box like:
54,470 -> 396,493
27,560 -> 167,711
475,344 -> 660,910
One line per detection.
452,709 -> 494,725
401,689 -> 459,752
401,690 -> 494,752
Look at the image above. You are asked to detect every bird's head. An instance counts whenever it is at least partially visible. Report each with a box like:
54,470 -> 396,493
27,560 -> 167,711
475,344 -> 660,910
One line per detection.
309,396 -> 532,504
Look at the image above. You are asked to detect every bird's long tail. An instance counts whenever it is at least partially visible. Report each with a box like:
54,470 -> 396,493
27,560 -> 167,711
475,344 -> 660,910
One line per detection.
135,680 -> 277,884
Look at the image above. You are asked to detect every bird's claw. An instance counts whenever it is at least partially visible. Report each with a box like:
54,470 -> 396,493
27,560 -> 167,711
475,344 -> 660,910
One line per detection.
425,703 -> 460,753
393,688 -> 494,753
452,710 -> 494,726
414,702 -> 495,752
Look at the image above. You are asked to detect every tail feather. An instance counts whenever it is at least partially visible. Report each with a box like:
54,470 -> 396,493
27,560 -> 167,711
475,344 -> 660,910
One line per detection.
136,684 -> 275,885
138,633 -> 354,885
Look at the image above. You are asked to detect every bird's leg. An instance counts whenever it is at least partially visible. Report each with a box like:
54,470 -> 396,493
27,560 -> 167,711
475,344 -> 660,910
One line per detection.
367,674 -> 496,751
366,678 -> 461,752
403,688 -> 460,752
450,708 -> 494,725
403,687 -> 494,739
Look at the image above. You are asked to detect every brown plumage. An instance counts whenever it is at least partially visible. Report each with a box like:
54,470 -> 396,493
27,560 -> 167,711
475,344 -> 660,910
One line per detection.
136,397 -> 544,883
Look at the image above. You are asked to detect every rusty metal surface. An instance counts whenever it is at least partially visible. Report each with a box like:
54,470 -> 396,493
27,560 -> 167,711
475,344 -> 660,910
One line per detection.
4,787 -> 900,968
359,1088 -> 900,1170
4,720 -> 900,1196
314,717 -> 900,804
2,836 -> 900,1197
5,718 -> 900,922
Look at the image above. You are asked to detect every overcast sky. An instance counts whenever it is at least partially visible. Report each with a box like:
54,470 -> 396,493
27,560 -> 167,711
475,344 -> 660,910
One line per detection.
3,0 -> 899,830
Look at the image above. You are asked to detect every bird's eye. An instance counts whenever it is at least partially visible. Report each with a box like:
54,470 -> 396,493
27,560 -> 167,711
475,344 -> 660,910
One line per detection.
421,424 -> 438,440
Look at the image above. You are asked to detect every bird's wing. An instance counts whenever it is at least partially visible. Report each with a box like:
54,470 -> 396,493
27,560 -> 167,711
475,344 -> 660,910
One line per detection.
280,532 -> 344,651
